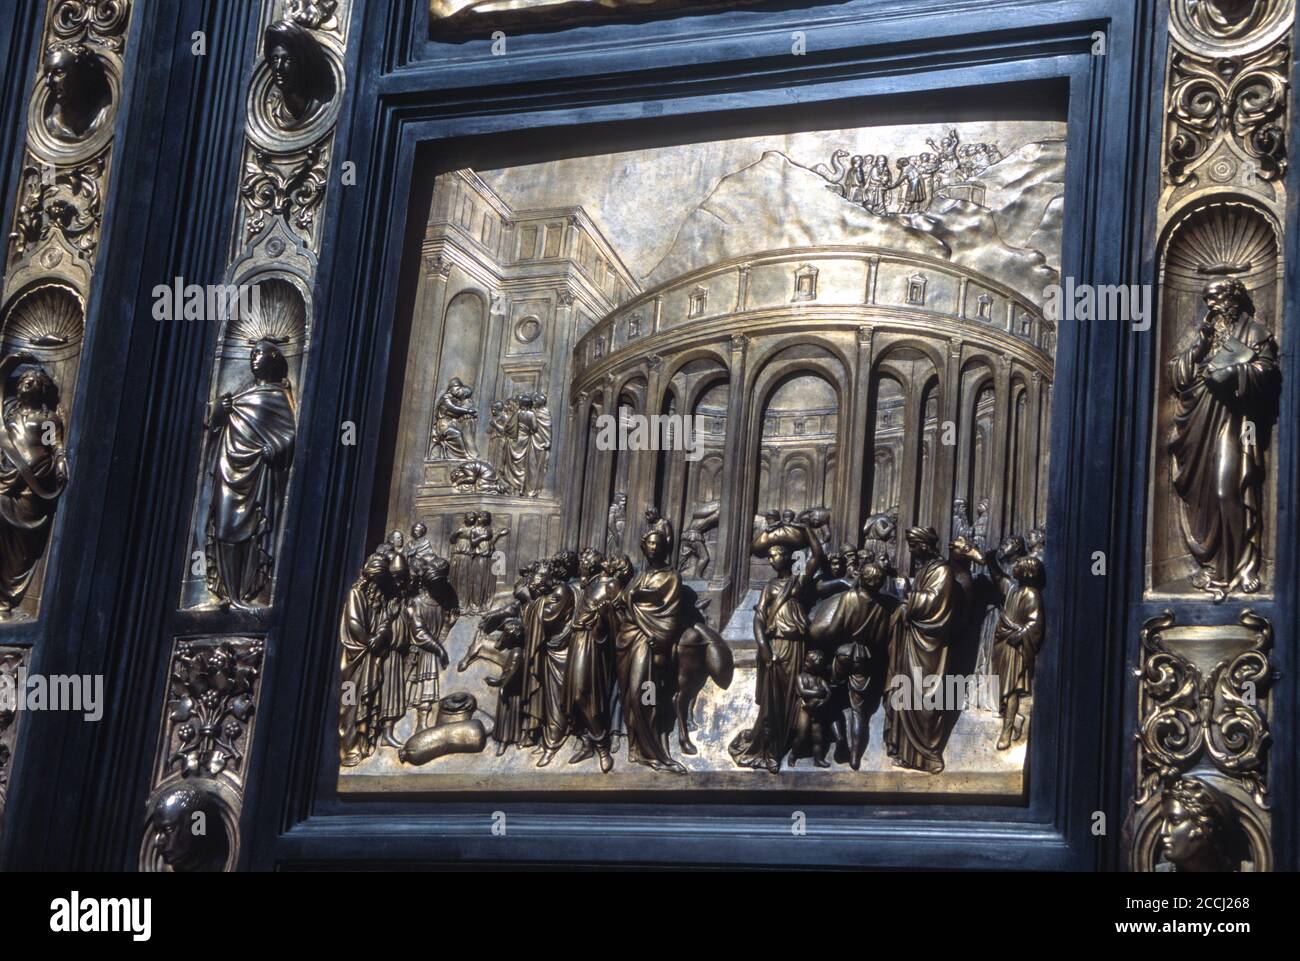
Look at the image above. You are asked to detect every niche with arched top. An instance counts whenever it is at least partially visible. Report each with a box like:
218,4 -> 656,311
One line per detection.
0,282 -> 85,618
180,274 -> 309,610
1149,199 -> 1282,596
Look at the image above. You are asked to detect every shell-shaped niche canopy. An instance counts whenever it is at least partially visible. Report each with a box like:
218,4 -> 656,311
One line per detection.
224,276 -> 308,358
1,282 -> 85,361
1164,201 -> 1279,290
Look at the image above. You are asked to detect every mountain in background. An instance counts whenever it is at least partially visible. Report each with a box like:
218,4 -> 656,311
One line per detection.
646,141 -> 1065,305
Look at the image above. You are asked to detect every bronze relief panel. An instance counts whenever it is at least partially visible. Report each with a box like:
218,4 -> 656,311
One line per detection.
342,117 -> 1066,796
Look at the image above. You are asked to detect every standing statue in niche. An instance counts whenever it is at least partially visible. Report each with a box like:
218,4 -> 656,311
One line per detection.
429,378 -> 479,461
0,355 -> 69,618
729,519 -> 824,773
41,42 -> 111,142
204,340 -> 296,609
1168,279 -> 1279,601
263,19 -> 335,130
951,497 -> 973,542
678,525 -> 710,579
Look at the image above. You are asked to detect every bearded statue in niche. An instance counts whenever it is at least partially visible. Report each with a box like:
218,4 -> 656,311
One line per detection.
204,340 -> 296,609
263,19 -> 336,130
0,354 -> 69,619
1168,279 -> 1279,601
41,42 -> 112,142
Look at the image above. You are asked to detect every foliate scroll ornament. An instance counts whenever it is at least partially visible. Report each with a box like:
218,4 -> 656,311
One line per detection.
240,143 -> 329,246
9,154 -> 105,264
1164,40 -> 1290,185
51,0 -> 131,49
1135,610 -> 1273,811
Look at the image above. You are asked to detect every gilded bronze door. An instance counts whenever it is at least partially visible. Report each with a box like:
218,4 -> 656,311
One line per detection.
0,0 -> 1294,876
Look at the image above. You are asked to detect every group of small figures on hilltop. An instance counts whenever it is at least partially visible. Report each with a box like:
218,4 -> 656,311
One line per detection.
813,129 -> 1004,215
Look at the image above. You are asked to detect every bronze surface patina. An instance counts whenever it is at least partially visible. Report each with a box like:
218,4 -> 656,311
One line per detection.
342,118 -> 1064,796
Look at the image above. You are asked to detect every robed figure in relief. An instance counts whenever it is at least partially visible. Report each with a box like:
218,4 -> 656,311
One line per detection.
729,520 -> 824,773
1168,279 -> 1279,601
0,355 -> 68,616
204,340 -> 296,608
616,526 -> 688,774
519,563 -> 576,767
883,527 -> 962,774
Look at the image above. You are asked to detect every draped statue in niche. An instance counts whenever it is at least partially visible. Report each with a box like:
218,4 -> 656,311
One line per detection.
1167,279 -> 1279,601
204,340 -> 296,608
0,354 -> 69,618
